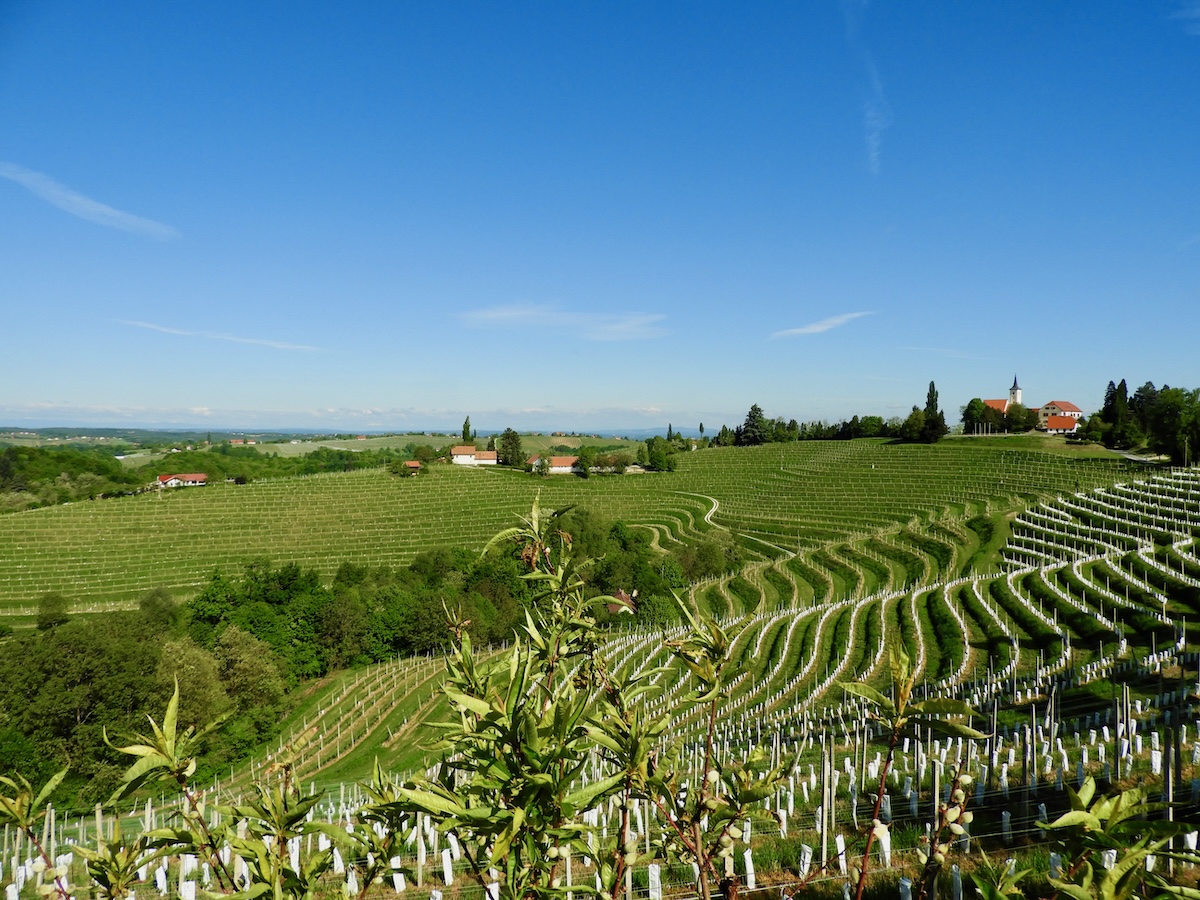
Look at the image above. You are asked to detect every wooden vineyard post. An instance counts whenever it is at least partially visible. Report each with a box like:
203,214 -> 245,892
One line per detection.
930,765 -> 940,836
988,699 -> 999,793
416,812 -> 425,886
1167,731 -> 1177,876
820,738 -> 830,869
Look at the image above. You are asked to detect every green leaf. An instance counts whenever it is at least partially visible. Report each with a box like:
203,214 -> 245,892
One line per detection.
444,686 -> 494,718
840,681 -> 895,713
1044,809 -> 1101,831
32,767 -> 68,809
1074,777 -> 1095,810
163,680 -> 180,749
563,772 -> 625,813
392,786 -> 468,820
1050,882 -> 1097,900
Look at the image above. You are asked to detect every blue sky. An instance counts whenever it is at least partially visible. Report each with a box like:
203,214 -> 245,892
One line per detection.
2,1 -> 1198,433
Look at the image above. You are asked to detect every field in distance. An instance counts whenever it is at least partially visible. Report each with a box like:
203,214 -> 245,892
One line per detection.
0,437 -> 1143,614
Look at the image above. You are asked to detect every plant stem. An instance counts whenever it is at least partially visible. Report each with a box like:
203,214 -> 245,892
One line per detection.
854,723 -> 900,900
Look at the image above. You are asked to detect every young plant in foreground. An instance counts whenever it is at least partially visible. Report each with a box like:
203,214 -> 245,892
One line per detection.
840,646 -> 985,900
650,597 -> 798,900
107,682 -> 236,891
389,498 -> 663,900
74,833 -> 168,900
1041,775 -> 1200,900
914,764 -> 975,900
0,768 -> 72,900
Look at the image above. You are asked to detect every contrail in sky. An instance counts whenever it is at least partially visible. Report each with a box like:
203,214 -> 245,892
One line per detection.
0,161 -> 180,240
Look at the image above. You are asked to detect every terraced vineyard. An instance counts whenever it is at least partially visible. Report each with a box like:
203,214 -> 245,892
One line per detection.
183,448 -> 1200,797
17,441 -> 1200,897
0,439 -> 1142,611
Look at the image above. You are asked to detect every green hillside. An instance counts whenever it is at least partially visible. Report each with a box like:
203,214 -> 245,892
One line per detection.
0,439 -> 1142,613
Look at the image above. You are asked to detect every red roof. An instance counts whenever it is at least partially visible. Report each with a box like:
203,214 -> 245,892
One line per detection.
474,450 -> 498,461
404,460 -> 421,468
549,456 -> 579,467
1044,400 -> 1082,413
1044,415 -> 1079,432
158,473 -> 208,483
983,399 -> 1009,413
450,445 -> 477,456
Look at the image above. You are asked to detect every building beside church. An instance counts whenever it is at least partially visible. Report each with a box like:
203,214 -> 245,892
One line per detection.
1038,400 -> 1083,425
980,376 -> 1082,434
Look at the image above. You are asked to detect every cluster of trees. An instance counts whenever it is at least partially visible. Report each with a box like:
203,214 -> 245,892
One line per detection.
706,385 -> 949,448
0,446 -> 144,512
0,590 -> 285,801
150,444 -> 411,483
898,381 -> 950,443
1084,379 -> 1199,463
706,404 -> 801,446
572,446 -> 637,476
0,507 -> 741,803
960,399 -> 1039,434
959,377 -> 1200,463
0,444 -> 436,514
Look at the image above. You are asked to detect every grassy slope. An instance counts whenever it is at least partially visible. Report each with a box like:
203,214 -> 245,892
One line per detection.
159,441 -> 1180,787
0,439 -> 1142,612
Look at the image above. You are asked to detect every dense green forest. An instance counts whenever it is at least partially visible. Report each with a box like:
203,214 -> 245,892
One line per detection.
0,507 -> 739,804
1084,378 -> 1200,463
0,446 -> 144,511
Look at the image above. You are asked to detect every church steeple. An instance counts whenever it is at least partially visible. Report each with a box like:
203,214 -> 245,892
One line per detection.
1009,375 -> 1022,408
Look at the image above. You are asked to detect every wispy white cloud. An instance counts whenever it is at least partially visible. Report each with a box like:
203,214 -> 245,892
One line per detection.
459,303 -> 667,341
0,162 -> 180,240
772,311 -> 874,338
121,320 -> 322,351
1173,1 -> 1200,35
862,59 -> 892,176
841,1 -> 892,175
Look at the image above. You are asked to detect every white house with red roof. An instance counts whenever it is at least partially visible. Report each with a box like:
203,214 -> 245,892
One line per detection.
1042,415 -> 1080,434
450,446 -> 499,466
157,473 -> 208,487
526,455 -> 580,474
1038,400 -> 1083,425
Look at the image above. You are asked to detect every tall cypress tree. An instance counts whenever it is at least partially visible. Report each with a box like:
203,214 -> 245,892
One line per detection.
921,381 -> 949,443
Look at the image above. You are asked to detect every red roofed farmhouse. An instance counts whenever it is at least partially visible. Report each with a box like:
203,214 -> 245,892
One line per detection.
526,455 -> 580,474
1038,400 -> 1083,426
450,445 -> 477,464
157,473 -> 208,487
451,446 -> 499,466
1042,415 -> 1079,434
